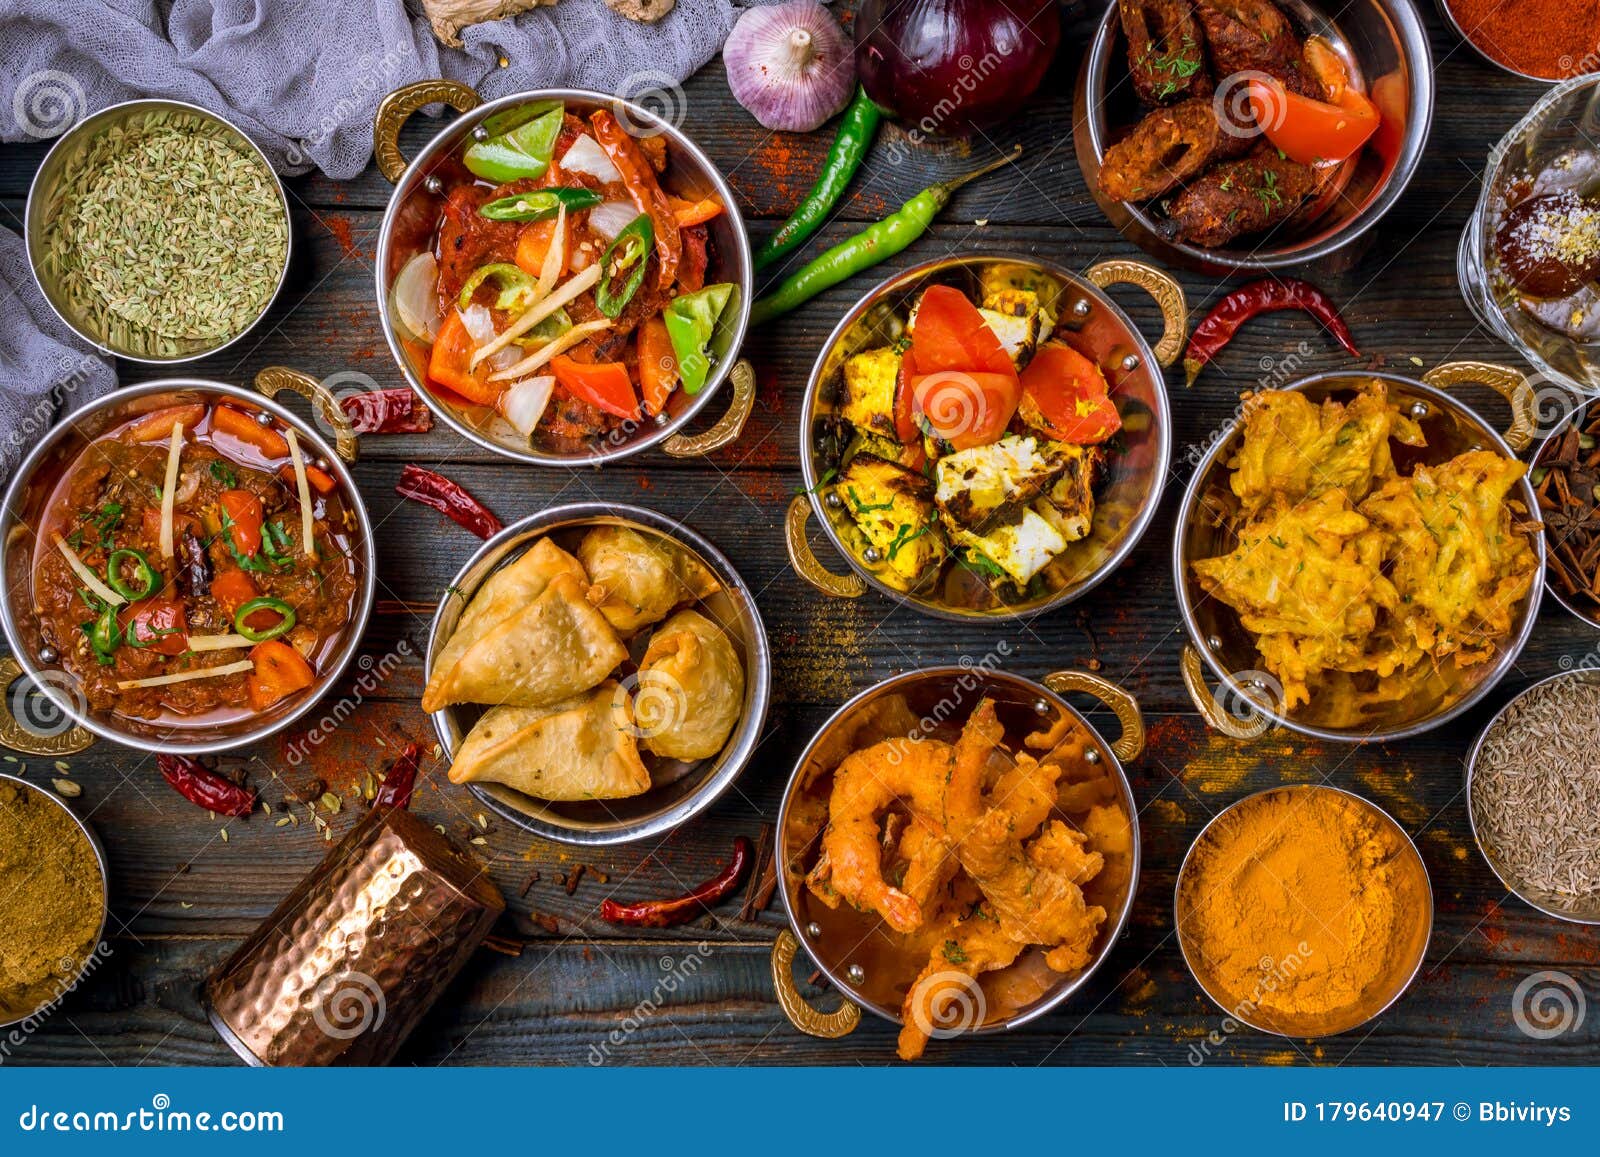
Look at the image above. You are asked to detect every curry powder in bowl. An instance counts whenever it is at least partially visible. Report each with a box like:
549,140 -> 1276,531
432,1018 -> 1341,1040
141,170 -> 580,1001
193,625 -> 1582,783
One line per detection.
1175,785 -> 1433,1038
0,777 -> 107,1025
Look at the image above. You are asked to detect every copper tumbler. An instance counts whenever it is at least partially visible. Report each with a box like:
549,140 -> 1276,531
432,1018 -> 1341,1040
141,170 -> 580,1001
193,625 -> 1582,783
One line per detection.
206,805 -> 505,1066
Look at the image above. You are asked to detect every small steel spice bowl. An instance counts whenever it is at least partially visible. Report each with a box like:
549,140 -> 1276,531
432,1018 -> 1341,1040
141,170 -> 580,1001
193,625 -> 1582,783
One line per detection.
0,771 -> 110,1030
425,503 -> 771,846
1174,784 -> 1432,1038
371,82 -> 755,467
1466,669 -> 1600,925
769,665 -> 1144,1048
787,253 -> 1184,623
1073,0 -> 1434,275
0,372 -> 375,756
24,99 -> 291,364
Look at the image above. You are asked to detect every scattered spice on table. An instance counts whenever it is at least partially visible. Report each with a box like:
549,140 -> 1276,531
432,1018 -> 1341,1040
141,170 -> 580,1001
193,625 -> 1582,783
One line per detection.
1445,0 -> 1600,80
395,464 -> 504,539
157,754 -> 258,817
1533,404 -> 1600,610
519,868 -> 542,897
1177,787 -> 1429,1034
340,388 -> 434,435
565,863 -> 586,895
1183,278 -> 1360,385
0,778 -> 105,1022
1471,674 -> 1600,909
600,836 -> 754,927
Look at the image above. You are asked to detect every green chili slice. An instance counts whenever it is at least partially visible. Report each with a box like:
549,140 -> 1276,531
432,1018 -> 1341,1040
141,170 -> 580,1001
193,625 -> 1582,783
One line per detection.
234,596 -> 297,643
106,548 -> 159,601
458,263 -> 539,312
595,214 -> 654,319
478,187 -> 603,222
84,606 -> 120,665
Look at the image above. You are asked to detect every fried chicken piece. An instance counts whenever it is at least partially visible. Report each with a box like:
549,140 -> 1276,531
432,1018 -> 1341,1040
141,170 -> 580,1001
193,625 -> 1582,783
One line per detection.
1191,490 -> 1405,709
1195,0 -> 1321,98
1099,97 -> 1247,203
1228,383 -> 1426,516
1121,0 -> 1211,105
1360,450 -> 1538,665
1165,144 -> 1317,247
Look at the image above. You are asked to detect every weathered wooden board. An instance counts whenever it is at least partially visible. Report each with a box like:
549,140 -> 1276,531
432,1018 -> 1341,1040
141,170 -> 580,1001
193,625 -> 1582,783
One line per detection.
3,9 -> 1598,1067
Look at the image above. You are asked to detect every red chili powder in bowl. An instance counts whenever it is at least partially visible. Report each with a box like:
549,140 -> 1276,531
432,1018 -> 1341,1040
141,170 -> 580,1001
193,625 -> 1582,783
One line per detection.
1445,0 -> 1600,80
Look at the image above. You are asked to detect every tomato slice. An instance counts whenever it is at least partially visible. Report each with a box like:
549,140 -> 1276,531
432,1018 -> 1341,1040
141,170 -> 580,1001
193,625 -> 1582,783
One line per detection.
120,598 -> 189,656
248,640 -> 317,711
910,285 -> 1017,377
910,370 -> 1026,451
219,490 -> 264,557
902,285 -> 1020,449
1246,76 -> 1380,167
1017,343 -> 1122,445
550,355 -> 638,420
428,310 -> 503,407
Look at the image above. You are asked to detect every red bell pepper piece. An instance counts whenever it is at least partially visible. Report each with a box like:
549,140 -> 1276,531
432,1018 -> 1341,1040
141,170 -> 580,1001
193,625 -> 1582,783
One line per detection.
551,355 -> 639,420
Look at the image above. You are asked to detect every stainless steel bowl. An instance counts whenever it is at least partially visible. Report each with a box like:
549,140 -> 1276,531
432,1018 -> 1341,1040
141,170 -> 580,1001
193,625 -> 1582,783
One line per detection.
787,253 -> 1184,622
1530,398 -> 1600,630
769,665 -> 1144,1047
372,82 -> 754,467
1175,783 -> 1433,1037
1074,0 -> 1434,274
0,373 -> 375,755
1174,362 -> 1547,742
1466,669 -> 1600,924
24,99 -> 291,364
425,503 -> 770,845
0,771 -> 110,1030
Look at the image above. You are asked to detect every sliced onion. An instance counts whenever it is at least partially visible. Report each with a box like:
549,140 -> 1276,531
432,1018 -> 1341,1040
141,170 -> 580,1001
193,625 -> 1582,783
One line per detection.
498,375 -> 556,438
589,201 -> 642,242
458,303 -> 496,344
392,252 -> 441,341
561,134 -> 621,184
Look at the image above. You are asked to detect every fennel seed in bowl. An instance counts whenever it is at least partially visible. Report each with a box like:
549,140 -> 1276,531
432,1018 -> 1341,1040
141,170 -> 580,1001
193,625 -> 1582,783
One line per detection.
35,108 -> 287,359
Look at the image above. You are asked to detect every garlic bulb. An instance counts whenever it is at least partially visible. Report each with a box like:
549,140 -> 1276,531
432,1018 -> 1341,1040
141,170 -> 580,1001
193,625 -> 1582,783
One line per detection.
724,1 -> 854,132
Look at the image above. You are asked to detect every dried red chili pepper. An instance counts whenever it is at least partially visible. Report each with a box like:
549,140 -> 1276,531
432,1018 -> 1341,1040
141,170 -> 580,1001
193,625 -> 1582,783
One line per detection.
340,389 -> 433,435
395,464 -> 503,539
1184,278 -> 1360,385
156,754 -> 257,817
372,742 -> 423,810
599,836 -> 753,928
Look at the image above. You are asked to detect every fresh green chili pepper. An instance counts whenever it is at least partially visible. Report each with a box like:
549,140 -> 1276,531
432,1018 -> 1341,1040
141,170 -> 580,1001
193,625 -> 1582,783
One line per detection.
84,605 -> 120,664
750,146 -> 1022,327
478,186 -> 603,222
463,104 -> 565,184
595,214 -> 654,319
458,263 -> 539,312
754,88 -> 882,272
234,596 -> 297,643
663,283 -> 736,394
106,548 -> 159,601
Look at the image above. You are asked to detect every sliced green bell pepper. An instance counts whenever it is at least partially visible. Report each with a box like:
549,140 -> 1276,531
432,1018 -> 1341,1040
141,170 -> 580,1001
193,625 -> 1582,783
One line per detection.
458,263 -> 538,312
595,214 -> 653,319
463,104 -> 564,184
663,283 -> 735,395
478,186 -> 602,222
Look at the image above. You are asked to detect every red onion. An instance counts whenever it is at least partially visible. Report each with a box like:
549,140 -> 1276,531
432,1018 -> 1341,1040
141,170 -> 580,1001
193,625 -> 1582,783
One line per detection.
856,0 -> 1060,138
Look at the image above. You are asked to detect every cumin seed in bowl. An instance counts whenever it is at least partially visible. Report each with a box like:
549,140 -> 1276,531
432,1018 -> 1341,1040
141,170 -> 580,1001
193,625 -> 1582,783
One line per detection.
25,100 -> 290,363
1467,670 -> 1600,924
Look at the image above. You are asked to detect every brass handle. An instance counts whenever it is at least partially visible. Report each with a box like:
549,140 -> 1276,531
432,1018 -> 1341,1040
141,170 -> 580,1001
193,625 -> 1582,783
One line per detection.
1179,644 -> 1271,742
373,80 -> 482,184
662,359 -> 756,458
1042,668 -> 1145,763
254,367 -> 359,463
0,657 -> 93,756
1421,360 -> 1538,453
1086,258 -> 1188,368
785,496 -> 868,599
770,928 -> 860,1039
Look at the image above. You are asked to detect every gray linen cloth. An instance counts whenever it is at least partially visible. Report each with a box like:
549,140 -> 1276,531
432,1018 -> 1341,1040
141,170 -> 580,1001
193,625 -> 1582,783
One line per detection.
0,0 -> 747,479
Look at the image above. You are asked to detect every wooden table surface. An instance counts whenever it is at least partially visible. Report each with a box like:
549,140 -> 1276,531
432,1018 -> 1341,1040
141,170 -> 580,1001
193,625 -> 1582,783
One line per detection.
4,6 -> 1599,1067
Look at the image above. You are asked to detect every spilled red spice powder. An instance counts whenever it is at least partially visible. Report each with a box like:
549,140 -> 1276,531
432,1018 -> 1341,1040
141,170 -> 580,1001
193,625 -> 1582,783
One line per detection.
324,213 -> 360,258
1446,0 -> 1600,79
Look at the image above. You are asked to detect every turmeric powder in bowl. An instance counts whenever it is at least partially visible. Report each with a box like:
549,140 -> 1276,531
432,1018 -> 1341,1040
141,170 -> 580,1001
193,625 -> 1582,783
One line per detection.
1175,785 -> 1432,1038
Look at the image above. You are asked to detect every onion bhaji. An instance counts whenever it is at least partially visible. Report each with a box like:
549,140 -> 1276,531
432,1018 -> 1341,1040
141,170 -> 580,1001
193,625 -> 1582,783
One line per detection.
1120,0 -> 1212,105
